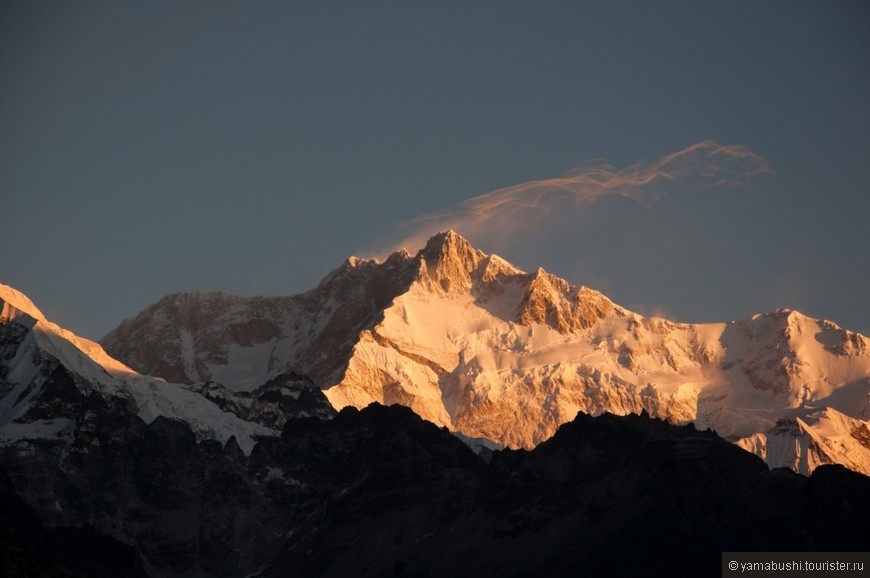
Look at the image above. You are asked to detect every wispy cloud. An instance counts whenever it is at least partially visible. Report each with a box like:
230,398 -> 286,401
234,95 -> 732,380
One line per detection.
370,141 -> 773,256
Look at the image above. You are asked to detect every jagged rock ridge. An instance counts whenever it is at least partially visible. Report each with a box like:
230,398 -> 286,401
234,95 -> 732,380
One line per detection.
4,394 -> 870,576
1,286 -> 869,576
0,285 -> 276,455
99,232 -> 870,476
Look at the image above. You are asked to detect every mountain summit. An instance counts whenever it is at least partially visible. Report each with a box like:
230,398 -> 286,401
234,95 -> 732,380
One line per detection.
101,232 -> 870,475
3,281 -> 869,576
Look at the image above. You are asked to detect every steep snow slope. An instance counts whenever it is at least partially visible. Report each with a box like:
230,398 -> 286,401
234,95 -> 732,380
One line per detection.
0,285 -> 273,453
100,232 -> 870,474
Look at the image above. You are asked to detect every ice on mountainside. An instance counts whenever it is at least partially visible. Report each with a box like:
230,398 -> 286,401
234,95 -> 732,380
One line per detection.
98,231 -> 870,475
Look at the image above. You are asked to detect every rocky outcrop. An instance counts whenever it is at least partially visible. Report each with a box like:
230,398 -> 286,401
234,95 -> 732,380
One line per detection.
101,250 -> 420,388
0,464 -> 146,577
516,268 -> 615,332
262,407 -> 870,577
417,229 -> 487,293
182,372 -> 336,429
101,291 -> 293,385
5,399 -> 870,577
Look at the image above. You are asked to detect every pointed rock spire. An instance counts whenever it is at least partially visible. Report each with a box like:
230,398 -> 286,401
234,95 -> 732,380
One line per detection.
417,231 -> 486,293
516,269 -> 614,333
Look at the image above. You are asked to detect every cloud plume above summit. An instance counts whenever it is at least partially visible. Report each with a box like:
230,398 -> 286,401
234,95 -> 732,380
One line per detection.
375,141 -> 773,256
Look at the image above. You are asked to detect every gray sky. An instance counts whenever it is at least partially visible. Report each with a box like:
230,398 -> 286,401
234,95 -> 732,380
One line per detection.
2,1 -> 869,339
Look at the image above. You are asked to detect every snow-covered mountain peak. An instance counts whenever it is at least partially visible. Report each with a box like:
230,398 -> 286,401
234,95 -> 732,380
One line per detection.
323,254 -> 380,280
408,232 -> 618,334
1,284 -> 139,385
421,229 -> 471,252
316,247 -> 417,295
526,267 -> 567,292
416,230 -> 488,293
736,405 -> 870,476
515,268 -> 616,333
99,235 -> 870,475
0,284 -> 46,323
477,253 -> 524,281
1,284 -> 278,454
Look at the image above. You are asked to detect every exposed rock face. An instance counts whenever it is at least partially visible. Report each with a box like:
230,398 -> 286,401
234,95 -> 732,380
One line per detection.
0,464 -> 146,577
259,408 -> 870,577
99,232 -> 870,475
106,291 -> 290,386
102,250 -> 420,389
418,229 -> 486,293
4,282 -> 869,576
1,404 -> 280,577
182,372 -> 336,430
0,291 -> 292,575
5,395 -> 870,577
516,269 -> 615,332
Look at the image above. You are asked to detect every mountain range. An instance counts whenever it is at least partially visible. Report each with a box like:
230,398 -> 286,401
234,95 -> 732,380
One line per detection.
101,231 -> 870,475
2,231 -> 870,576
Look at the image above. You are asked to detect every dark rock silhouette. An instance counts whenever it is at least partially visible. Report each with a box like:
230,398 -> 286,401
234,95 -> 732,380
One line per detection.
5,398 -> 868,577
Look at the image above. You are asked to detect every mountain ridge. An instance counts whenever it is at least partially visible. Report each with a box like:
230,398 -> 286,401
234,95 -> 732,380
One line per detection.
102,231 -> 870,473
2,280 -> 870,576
95,231 -> 870,475
0,284 -> 277,454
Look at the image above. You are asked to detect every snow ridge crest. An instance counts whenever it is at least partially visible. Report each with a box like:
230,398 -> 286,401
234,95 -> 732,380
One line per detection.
95,232 -> 870,476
